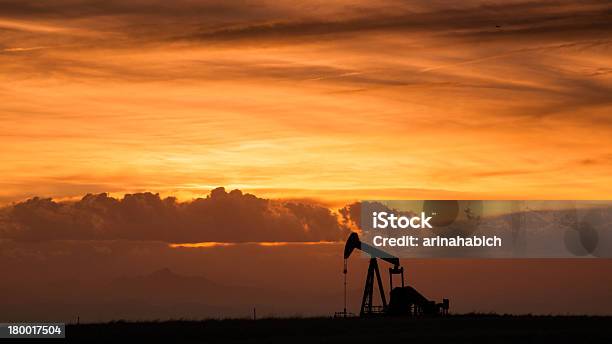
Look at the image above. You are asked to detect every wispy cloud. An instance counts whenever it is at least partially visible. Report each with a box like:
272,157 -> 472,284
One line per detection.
0,0 -> 611,202
2,46 -> 49,52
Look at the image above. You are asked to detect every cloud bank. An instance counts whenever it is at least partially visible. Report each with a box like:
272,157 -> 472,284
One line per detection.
0,187 -> 350,243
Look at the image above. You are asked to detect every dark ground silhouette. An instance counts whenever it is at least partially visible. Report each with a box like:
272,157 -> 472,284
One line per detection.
61,315 -> 612,343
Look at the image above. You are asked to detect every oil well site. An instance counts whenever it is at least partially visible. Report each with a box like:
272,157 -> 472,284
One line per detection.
63,232 -> 612,343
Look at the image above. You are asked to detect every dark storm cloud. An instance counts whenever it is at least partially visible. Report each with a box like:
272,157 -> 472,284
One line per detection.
0,187 -> 350,243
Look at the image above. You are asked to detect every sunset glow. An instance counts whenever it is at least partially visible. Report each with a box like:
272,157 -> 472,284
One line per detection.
169,241 -> 340,248
2,1 -> 612,324
2,1 -> 611,205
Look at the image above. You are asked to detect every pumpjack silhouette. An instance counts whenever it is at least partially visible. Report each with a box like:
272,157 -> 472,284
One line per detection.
341,232 -> 449,317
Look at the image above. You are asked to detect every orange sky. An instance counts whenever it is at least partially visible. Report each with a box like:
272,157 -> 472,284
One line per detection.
1,0 -> 612,206
1,1 -> 612,320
